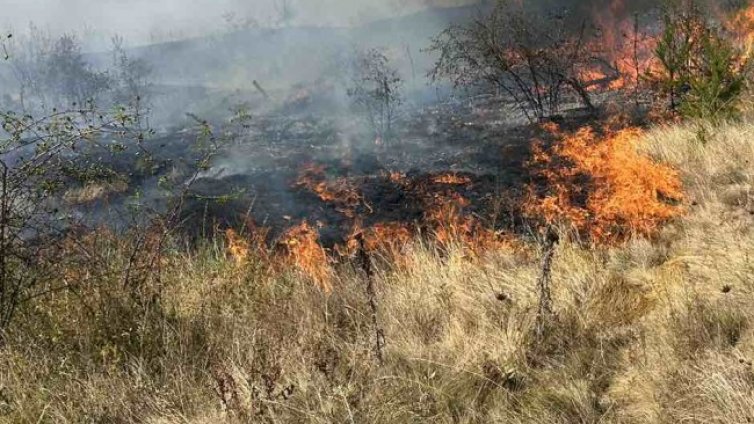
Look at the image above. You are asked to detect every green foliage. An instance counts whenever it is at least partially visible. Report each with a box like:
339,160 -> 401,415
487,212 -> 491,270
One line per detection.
651,1 -> 751,124
653,8 -> 697,112
681,34 -> 750,123
0,106 -> 146,331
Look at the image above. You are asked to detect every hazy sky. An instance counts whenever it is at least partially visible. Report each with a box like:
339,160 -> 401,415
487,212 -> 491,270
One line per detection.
0,0 -> 473,47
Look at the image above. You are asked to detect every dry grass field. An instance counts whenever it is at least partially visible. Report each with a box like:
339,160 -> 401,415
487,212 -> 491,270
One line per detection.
0,119 -> 753,423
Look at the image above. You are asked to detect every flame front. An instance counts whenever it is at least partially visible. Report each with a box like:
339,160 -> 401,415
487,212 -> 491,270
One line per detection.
225,228 -> 250,265
279,221 -> 333,292
295,163 -> 364,217
524,124 -> 685,244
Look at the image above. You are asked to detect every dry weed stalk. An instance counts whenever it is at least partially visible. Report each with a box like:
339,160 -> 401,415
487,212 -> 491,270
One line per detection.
535,228 -> 559,341
356,232 -> 386,365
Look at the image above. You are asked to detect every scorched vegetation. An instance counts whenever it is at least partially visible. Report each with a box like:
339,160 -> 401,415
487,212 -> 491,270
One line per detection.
1,1 -> 754,423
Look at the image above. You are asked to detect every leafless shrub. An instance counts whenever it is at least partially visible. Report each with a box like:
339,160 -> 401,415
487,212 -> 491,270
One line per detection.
109,35 -> 153,120
429,0 -> 596,122
5,27 -> 154,118
6,28 -> 110,112
348,47 -> 403,144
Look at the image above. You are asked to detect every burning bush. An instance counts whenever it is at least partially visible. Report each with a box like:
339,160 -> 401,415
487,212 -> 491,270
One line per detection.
524,125 -> 685,244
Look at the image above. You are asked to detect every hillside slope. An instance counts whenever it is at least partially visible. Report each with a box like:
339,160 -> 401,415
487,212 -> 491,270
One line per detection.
113,4 -> 486,89
1,118 -> 752,423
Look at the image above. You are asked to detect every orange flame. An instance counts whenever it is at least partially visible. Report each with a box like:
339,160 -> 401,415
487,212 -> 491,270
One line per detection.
579,1 -> 661,93
432,172 -> 472,185
295,163 -> 364,217
278,221 -> 333,292
424,192 -> 516,255
725,3 -> 754,56
225,228 -> 251,265
337,221 -> 414,264
524,124 -> 685,244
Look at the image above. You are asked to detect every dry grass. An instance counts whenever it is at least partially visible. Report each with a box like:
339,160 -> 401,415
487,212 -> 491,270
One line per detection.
63,180 -> 130,205
1,118 -> 753,423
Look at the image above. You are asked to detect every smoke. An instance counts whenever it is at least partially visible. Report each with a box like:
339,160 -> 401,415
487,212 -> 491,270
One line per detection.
0,0 -> 479,48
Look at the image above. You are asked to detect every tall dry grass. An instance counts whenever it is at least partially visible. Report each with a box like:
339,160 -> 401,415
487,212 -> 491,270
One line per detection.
0,119 -> 752,423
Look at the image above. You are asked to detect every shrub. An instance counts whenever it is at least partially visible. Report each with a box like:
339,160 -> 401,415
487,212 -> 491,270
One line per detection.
681,32 -> 750,123
651,0 -> 751,122
428,0 -> 596,122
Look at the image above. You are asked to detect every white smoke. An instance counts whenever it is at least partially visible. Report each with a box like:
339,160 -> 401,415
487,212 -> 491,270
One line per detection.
0,0 -> 480,49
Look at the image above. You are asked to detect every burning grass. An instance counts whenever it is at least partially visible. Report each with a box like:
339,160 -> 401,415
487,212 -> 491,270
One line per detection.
277,221 -> 333,292
423,192 -> 518,256
2,117 -> 753,423
431,172 -> 472,185
294,163 -> 366,218
525,124 -> 685,244
337,221 -> 414,261
231,122 -> 686,287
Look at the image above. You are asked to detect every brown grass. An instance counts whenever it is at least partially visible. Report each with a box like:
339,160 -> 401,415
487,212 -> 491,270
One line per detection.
0,119 -> 753,423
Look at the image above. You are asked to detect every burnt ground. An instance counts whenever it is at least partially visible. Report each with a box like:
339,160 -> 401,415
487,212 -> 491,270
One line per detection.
180,96 -> 539,246
68,93 -> 598,247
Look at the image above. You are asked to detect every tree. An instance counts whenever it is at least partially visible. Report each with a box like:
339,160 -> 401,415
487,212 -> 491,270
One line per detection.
652,1 -> 701,113
428,0 -> 596,122
681,28 -> 750,122
7,29 -> 110,112
348,48 -> 404,144
44,34 -> 110,108
6,24 -> 54,111
110,35 -> 153,119
650,0 -> 750,122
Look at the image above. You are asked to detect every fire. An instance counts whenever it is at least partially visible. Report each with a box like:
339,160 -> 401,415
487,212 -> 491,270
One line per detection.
424,192 -> 515,255
225,228 -> 251,265
579,2 -> 661,93
579,0 -> 754,95
295,163 -> 364,217
338,221 -> 414,262
524,124 -> 685,244
725,3 -> 754,54
278,221 -> 333,292
432,172 -> 472,185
